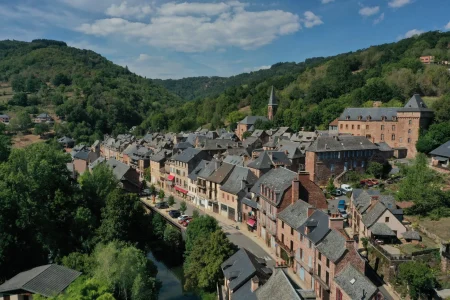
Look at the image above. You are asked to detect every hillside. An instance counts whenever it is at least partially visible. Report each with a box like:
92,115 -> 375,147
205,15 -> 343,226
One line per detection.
0,39 -> 182,142
1,32 -> 450,148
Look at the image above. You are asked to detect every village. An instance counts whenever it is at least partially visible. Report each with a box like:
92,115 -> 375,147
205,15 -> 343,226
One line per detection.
60,90 -> 450,300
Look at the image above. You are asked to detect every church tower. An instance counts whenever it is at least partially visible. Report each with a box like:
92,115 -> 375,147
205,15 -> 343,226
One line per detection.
267,86 -> 278,121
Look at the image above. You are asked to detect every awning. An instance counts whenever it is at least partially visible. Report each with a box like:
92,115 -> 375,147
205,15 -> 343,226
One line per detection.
167,175 -> 175,181
247,219 -> 256,227
175,186 -> 188,194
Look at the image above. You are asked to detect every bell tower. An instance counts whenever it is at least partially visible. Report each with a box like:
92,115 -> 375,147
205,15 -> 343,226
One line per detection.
268,86 -> 277,121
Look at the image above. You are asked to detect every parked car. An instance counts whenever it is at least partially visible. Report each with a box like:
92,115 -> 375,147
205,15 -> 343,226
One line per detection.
338,199 -> 346,210
155,202 -> 169,209
169,210 -> 181,218
340,184 -> 353,192
331,189 -> 343,196
338,208 -> 348,219
140,189 -> 151,196
178,215 -> 190,223
360,179 -> 374,187
182,218 -> 192,227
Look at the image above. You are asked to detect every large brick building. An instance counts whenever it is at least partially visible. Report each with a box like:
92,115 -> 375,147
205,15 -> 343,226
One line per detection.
337,94 -> 433,158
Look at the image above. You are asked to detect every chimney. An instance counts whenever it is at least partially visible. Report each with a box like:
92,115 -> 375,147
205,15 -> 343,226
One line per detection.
307,207 -> 315,217
345,239 -> 355,251
329,217 -> 344,230
370,195 -> 379,207
298,171 -> 309,181
251,276 -> 260,292
291,179 -> 300,204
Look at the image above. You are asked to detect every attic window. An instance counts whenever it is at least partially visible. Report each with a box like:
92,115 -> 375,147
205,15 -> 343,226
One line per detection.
357,115 -> 362,120
350,278 -> 356,285
381,116 -> 386,121
346,116 -> 350,120
392,116 -> 397,121
366,115 -> 372,121
420,102 -> 425,108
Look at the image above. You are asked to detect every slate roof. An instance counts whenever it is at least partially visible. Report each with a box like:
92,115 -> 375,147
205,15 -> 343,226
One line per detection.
174,141 -> 193,150
242,197 -> 258,209
250,167 -> 298,206
402,230 -> 421,240
277,141 -> 304,159
339,107 -> 399,121
188,160 -> 207,181
36,113 -> 52,119
362,202 -> 387,227
271,152 -> 292,166
197,160 -> 220,179
268,86 -> 277,106
221,166 -> 258,195
106,158 -> 130,181
239,116 -> 268,125
277,200 -> 311,230
399,94 -> 433,112
430,140 -> 450,158
252,130 -> 266,138
0,264 -> 81,298
223,155 -> 244,166
316,229 -> 347,263
307,135 -> 379,153
202,139 -> 239,151
297,210 -> 330,244
255,269 -> 301,300
73,148 -> 90,161
221,249 -> 270,294
57,136 -> 74,144
370,223 -> 396,236
232,280 -> 257,300
150,150 -> 167,162
376,142 -> 393,152
89,156 -> 105,169
173,148 -> 202,163
334,265 -> 377,300
205,162 -> 235,184
247,152 -> 273,170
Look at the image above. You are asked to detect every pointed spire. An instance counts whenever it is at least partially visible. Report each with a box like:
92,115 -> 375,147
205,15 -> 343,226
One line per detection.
268,86 -> 277,106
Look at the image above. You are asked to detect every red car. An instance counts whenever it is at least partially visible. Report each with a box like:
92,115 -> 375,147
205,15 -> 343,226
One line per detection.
182,218 -> 192,227
360,179 -> 379,187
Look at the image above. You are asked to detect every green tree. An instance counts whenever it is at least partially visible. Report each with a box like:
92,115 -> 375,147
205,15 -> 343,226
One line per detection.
163,224 -> 182,250
52,73 -> 72,86
10,92 -> 28,106
366,162 -> 384,178
149,184 -> 156,196
158,189 -> 165,200
152,213 -> 166,240
326,178 -> 335,193
179,200 -> 187,213
192,209 -> 200,219
34,122 -> 50,137
11,75 -> 26,92
397,261 -> 436,300
242,131 -> 252,139
432,94 -> 450,123
143,168 -> 151,182
184,230 -> 237,292
97,190 -> 151,245
0,133 -> 11,162
8,111 -> 32,132
167,195 -> 175,206
185,215 -> 219,254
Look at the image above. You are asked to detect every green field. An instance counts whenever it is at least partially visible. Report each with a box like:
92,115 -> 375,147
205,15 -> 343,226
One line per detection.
0,85 -> 13,103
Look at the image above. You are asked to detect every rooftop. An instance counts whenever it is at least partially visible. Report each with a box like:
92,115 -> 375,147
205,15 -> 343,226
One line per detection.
277,200 -> 311,230
334,264 -> 377,300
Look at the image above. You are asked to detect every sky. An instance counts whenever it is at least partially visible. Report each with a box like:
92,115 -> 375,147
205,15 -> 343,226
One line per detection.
0,0 -> 450,79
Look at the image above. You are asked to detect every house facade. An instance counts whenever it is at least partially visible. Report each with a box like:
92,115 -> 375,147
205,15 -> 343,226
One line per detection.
337,94 -> 434,158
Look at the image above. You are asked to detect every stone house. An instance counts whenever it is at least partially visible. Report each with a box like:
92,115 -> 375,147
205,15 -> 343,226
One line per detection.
429,140 -> 450,170
235,116 -> 268,141
195,159 -> 220,208
0,114 -> 10,124
104,158 -> 141,193
122,144 -> 152,181
350,189 -> 406,247
337,94 -> 434,158
305,135 -> 383,185
247,151 -> 292,178
333,264 -> 379,300
149,150 -> 170,188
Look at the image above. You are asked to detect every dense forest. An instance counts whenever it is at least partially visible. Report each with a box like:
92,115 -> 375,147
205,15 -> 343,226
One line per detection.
1,32 -> 450,150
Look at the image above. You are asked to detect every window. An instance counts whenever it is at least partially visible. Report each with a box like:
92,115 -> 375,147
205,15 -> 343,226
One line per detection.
408,138 -> 411,143
300,248 -> 304,260
385,217 -> 390,222
340,124 -> 343,129
282,221 -> 284,229
318,252 -> 322,260
409,119 -> 412,125
381,134 -> 384,141
392,125 -> 396,131
399,137 -> 403,143
281,233 -> 284,243
357,125 -> 360,129
366,125 -> 369,129
291,228 -> 294,235
352,125 -> 354,129
391,134 -> 395,141
290,240 -> 294,251
346,124 -> 348,129
361,161 -> 365,168
326,258 -> 330,267
326,271 -> 329,285
308,240 -> 312,248
330,164 -> 335,172
336,288 -> 343,300
300,234 -> 303,241
318,264 -> 322,277
221,204 -> 227,211
408,129 -> 411,134
227,195 -> 229,200
381,125 -> 384,130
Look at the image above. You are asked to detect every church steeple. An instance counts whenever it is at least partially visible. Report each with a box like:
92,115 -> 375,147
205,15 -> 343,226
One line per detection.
268,86 -> 278,121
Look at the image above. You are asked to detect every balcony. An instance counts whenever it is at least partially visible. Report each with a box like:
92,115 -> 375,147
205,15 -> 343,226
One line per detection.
275,238 -> 294,257
312,274 -> 330,291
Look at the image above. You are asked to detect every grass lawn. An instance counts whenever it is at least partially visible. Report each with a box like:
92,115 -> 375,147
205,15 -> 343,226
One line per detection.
399,234 -> 439,255
0,85 -> 13,103
422,96 -> 439,107
407,216 -> 450,241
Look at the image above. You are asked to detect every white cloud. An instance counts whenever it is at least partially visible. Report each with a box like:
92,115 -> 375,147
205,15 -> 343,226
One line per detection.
388,0 -> 412,8
106,2 -> 152,19
301,11 -> 323,28
321,0 -> 335,3
373,13 -> 385,25
445,22 -> 450,30
398,29 -> 424,40
78,1 -> 302,52
359,6 -> 380,17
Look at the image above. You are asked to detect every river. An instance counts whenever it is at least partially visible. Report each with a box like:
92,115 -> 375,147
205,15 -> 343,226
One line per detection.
147,250 -> 200,300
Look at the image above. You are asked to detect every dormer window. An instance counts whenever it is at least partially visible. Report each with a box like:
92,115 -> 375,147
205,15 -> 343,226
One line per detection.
366,115 -> 371,121
381,116 -> 386,121
346,115 -> 350,120
357,115 -> 362,120
392,116 -> 397,121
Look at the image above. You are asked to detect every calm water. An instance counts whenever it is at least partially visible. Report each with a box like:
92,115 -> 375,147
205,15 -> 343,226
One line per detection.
147,250 -> 199,300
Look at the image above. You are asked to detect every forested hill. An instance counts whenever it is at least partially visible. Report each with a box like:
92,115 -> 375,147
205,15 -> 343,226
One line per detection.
0,39 -> 182,141
154,58 -> 326,100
